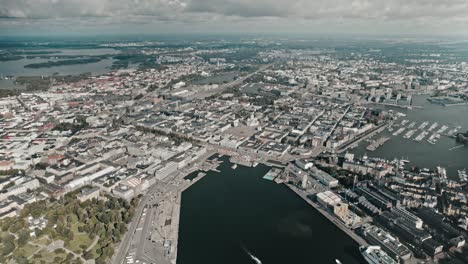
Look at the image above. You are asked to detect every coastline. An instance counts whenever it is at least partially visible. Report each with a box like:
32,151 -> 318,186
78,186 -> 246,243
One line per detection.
285,183 -> 368,246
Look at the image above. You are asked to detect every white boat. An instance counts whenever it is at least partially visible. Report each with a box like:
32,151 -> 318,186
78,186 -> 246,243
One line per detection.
244,248 -> 262,264
360,246 -> 398,264
335,259 -> 342,264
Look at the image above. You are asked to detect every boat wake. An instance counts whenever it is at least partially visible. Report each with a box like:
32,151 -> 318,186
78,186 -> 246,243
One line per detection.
243,247 -> 262,264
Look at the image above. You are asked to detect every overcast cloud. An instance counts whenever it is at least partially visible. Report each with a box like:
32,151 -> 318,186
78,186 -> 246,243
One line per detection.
1,0 -> 468,35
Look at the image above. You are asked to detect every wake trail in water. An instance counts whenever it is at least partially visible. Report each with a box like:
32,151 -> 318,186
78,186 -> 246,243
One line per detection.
241,245 -> 262,264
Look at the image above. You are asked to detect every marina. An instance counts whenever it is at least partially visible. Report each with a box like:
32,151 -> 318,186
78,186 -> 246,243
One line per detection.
427,134 -> 440,145
392,127 -> 405,136
428,122 -> 438,132
352,95 -> 468,180
387,117 -> 460,146
413,131 -> 429,142
403,129 -> 416,139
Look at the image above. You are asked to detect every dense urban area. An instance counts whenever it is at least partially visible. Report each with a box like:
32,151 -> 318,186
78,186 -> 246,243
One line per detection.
0,37 -> 467,264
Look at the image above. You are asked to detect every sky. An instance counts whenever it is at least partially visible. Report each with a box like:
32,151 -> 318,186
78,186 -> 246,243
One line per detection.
1,0 -> 468,36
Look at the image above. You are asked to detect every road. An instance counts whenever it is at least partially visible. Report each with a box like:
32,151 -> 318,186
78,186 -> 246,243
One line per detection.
112,184 -> 158,264
112,150 -> 217,264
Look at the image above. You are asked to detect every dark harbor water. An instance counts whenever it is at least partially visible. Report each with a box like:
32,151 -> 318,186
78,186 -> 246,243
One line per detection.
177,156 -> 365,264
352,95 -> 468,180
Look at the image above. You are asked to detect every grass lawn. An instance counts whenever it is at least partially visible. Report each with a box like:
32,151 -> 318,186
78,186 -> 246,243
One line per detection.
13,243 -> 40,258
31,249 -> 68,263
66,233 -> 93,255
33,236 -> 52,246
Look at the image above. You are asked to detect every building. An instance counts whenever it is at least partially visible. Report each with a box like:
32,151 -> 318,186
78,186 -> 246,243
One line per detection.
295,159 -> 314,170
316,191 -> 342,208
391,207 -> 423,229
310,167 -> 338,188
76,186 -> 100,202
316,191 -> 361,227
355,186 -> 392,210
113,184 -> 134,201
361,224 -> 412,261
421,238 -> 443,257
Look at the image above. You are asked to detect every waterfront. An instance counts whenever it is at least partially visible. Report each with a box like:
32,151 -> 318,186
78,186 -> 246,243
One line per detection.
353,95 -> 468,180
177,156 -> 365,264
0,48 -> 120,89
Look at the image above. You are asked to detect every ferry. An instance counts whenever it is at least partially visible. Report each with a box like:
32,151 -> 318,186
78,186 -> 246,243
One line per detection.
359,246 -> 398,264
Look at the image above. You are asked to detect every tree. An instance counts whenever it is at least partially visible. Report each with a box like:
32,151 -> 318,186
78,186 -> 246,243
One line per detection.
83,251 -> 93,260
14,256 -> 29,264
95,257 -> 106,264
18,229 -> 30,247
2,241 -> 15,256
102,245 -> 114,258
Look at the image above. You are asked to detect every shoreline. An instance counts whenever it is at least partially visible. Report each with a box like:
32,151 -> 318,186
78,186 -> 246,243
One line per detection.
285,183 -> 368,247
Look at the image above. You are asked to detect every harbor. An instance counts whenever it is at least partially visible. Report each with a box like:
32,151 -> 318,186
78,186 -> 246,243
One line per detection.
177,155 -> 365,264
353,95 -> 468,181
285,183 -> 368,246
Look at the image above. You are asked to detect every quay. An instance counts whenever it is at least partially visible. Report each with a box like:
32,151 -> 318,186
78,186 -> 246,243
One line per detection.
335,123 -> 388,153
285,184 -> 368,246
366,137 -> 390,151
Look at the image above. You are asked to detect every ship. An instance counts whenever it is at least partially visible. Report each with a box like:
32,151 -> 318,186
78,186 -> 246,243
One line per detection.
359,246 -> 398,264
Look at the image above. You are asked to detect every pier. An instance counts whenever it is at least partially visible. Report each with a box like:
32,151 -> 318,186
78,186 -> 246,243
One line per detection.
366,137 -> 390,151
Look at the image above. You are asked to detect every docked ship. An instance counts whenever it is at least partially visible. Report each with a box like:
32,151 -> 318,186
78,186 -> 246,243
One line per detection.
359,246 -> 398,264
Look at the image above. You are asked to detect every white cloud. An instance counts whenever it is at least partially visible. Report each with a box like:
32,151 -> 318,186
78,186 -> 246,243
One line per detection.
1,0 -> 468,34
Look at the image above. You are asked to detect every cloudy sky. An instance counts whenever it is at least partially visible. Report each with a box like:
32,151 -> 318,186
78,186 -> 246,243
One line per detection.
1,0 -> 468,36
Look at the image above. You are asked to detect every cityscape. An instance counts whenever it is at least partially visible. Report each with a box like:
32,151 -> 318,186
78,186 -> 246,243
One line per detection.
1,2 -> 468,264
